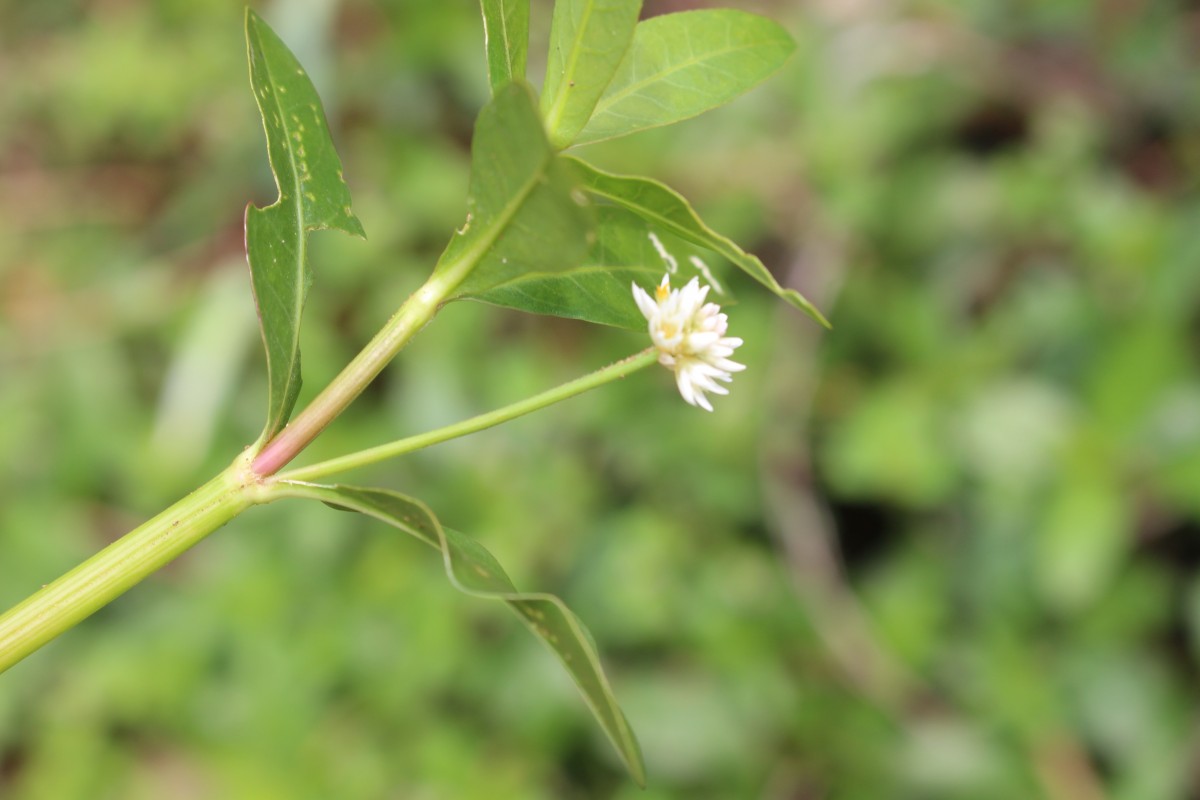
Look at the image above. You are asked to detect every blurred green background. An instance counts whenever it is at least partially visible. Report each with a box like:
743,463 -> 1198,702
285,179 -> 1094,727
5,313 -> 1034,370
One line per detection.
3,0 -> 1200,797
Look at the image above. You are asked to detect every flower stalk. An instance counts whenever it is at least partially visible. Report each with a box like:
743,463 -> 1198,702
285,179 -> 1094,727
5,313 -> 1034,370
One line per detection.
278,347 -> 659,483
253,270 -> 464,477
0,346 -> 660,673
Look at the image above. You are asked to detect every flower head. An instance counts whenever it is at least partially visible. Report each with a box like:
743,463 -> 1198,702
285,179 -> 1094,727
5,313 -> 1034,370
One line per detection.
632,274 -> 745,412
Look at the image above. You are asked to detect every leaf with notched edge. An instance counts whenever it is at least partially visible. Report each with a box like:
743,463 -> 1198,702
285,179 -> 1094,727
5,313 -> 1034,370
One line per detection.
244,9 -> 365,442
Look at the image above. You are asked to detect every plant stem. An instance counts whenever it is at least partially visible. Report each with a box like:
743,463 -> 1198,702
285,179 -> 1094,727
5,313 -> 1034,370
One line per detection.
0,349 -> 658,672
252,175 -> 535,477
252,272 -> 456,476
276,348 -> 659,483
0,454 -> 264,674
0,185 -> 555,666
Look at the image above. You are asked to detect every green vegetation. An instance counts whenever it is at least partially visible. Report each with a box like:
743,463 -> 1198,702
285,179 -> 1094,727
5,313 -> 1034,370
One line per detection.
1,1 -> 1198,798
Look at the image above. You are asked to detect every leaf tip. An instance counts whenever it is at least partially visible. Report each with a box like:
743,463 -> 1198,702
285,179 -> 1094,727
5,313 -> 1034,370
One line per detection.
628,750 -> 648,788
777,22 -> 799,58
244,6 -> 263,36
785,290 -> 831,329
343,212 -> 367,240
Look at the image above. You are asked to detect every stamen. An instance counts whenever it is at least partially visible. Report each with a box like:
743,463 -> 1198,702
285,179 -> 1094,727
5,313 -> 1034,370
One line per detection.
632,272 -> 742,411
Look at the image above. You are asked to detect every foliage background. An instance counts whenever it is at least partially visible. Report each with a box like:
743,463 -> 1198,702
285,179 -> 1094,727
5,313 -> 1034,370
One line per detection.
2,0 -> 1199,797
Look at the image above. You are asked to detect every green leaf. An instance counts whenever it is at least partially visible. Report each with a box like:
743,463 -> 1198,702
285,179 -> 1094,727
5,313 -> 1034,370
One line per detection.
437,82 -> 592,298
274,481 -> 646,786
576,10 -> 797,146
244,9 -> 365,440
1036,473 -> 1130,615
463,204 -> 733,329
570,157 -> 831,327
540,0 -> 642,150
480,0 -> 530,92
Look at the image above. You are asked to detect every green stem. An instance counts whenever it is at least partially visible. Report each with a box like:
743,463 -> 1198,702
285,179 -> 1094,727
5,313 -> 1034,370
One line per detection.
0,349 -> 658,672
253,159 -> 543,478
252,271 -> 459,476
0,454 -> 264,674
0,185 -> 559,667
276,348 -> 659,483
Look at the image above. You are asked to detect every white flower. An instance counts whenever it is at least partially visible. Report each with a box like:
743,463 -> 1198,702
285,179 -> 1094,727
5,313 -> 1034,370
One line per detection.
632,273 -> 745,412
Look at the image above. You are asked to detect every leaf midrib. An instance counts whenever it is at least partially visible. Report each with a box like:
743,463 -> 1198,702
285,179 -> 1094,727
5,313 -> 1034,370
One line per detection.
544,0 -> 598,134
446,151 -> 558,293
252,22 -> 308,419
474,263 -> 658,293
497,1 -> 518,76
591,36 -> 771,119
584,181 -> 723,257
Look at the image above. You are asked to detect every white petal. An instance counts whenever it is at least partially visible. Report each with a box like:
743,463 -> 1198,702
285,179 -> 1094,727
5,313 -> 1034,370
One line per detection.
692,372 -> 727,394
637,270 -> 744,411
713,358 -> 746,373
680,278 -> 702,310
632,283 -> 659,320
695,363 -> 734,386
675,368 -> 698,407
687,331 -> 721,351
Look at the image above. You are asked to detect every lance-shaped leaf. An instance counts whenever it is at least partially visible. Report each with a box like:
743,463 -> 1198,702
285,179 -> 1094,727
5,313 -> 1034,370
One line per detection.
540,0 -> 642,150
569,157 -> 830,328
244,9 -> 365,440
274,481 -> 646,786
436,82 -> 591,298
576,10 -> 797,146
480,0 -> 530,92
462,204 -> 732,329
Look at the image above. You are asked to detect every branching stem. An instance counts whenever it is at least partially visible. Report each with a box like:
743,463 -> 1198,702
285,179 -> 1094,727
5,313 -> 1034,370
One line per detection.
252,271 -> 459,476
0,346 -> 657,673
